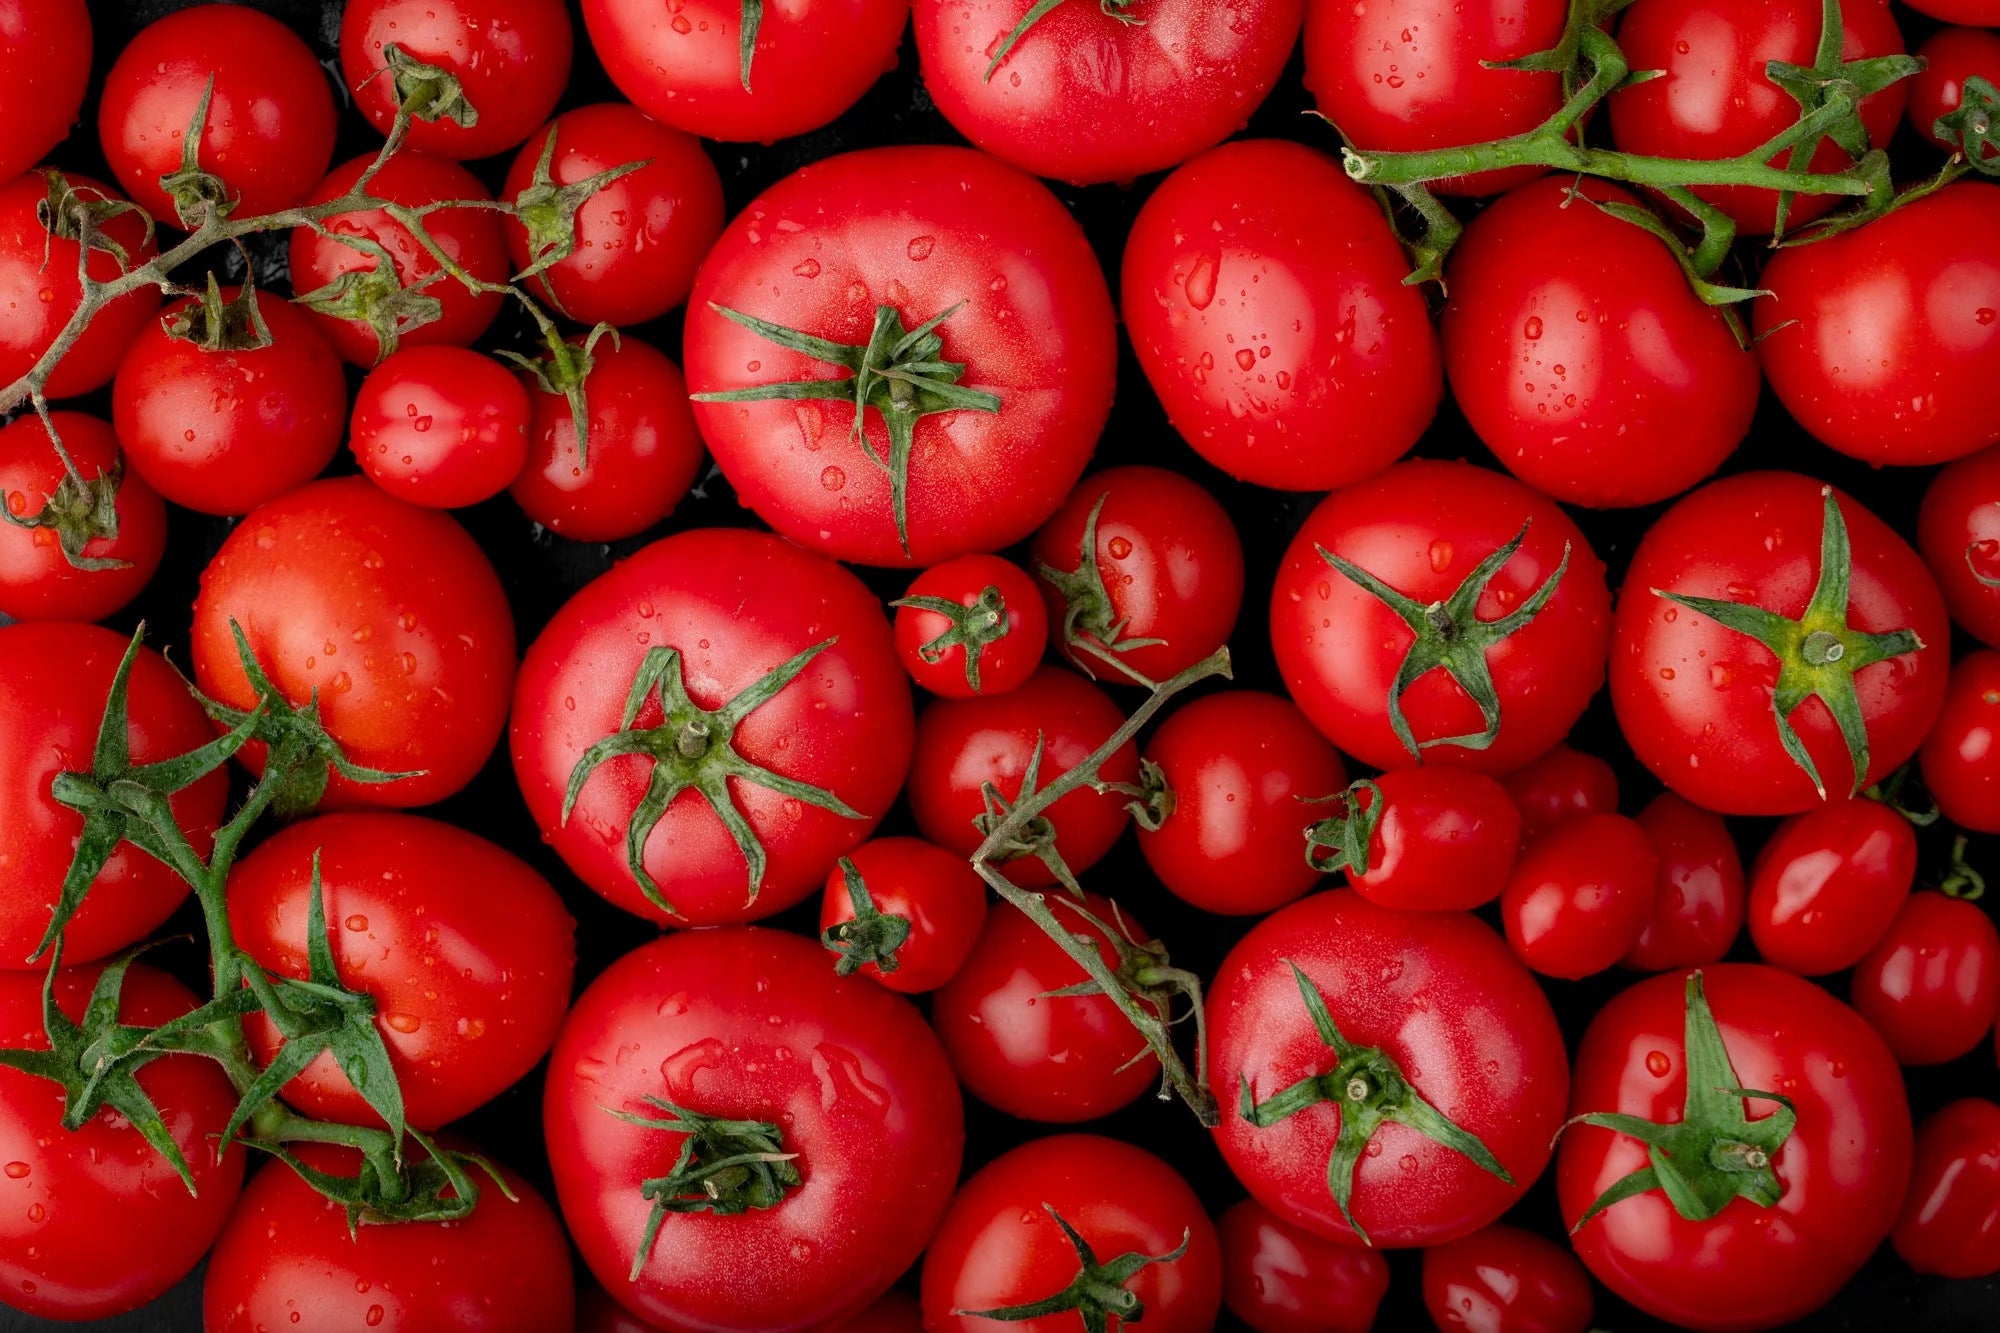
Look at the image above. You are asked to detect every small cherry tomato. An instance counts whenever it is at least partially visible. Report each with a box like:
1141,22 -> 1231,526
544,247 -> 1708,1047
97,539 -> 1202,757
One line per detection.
1502,813 -> 1659,980
1919,443 -> 2000,649
0,411 -> 164,624
818,836 -> 988,994
1218,1198 -> 1388,1333
0,0 -> 90,181
1502,743 -> 1619,843
1314,765 -> 1522,914
1922,650 -> 2000,833
0,171 -> 160,398
350,345 -> 532,508
1421,1224 -> 1595,1333
1747,799 -> 1916,976
1892,1098 -> 2000,1279
1903,0 -> 2000,25
1622,793 -> 1746,972
891,553 -> 1047,699
1908,27 -> 2000,157
1851,891 -> 2000,1066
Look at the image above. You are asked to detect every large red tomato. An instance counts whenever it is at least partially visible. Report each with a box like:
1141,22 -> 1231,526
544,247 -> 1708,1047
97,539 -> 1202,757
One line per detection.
0,411 -> 163,624
1919,442 -> 2000,648
0,0 -> 89,181
0,171 -> 159,398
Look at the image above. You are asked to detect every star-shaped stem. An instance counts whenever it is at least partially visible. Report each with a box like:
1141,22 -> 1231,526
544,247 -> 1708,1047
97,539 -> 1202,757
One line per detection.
291,230 -> 446,365
819,856 -> 913,977
1300,778 -> 1387,877
1035,491 -> 1168,688
1935,76 -> 1999,175
972,732 -> 1086,896
157,74 -> 236,228
498,321 -> 619,468
0,449 -> 132,574
888,585 -> 1014,694
165,269 -> 275,353
1043,895 -> 1209,1092
984,0 -> 1143,82
954,1205 -> 1189,1333
602,1097 -> 801,1279
378,43 -> 479,133
508,125 -> 650,307
244,1130 -> 503,1233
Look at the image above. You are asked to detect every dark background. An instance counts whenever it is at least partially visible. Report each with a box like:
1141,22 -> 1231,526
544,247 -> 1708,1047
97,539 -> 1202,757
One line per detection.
7,0 -> 2000,1329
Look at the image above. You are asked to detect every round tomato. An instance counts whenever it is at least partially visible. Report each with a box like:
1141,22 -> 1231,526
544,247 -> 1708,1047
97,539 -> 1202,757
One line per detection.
0,411 -> 163,623
1851,891 -> 2000,1067
1747,798 -> 1915,975
1623,792 -> 1746,972
891,553 -> 1047,699
1328,765 -> 1523,914
350,345 -> 532,508
545,927 -> 962,1332
1502,743 -> 1619,843
0,0 -> 89,181
1122,139 -> 1441,491
1909,26 -> 2000,156
1421,1224 -> 1594,1333
1217,1197 -> 1388,1333
1922,649 -> 2000,833
1903,0 -> 2000,23
818,835 -> 987,994
1919,442 -> 2000,648
1501,812 -> 1659,980
0,171 -> 159,398
1892,1098 -> 2000,1279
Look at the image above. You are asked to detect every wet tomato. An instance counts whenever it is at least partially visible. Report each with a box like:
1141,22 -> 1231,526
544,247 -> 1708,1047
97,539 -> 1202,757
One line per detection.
1330,765 -> 1523,914
349,345 -> 533,509
1851,892 -> 2000,1067
1502,744 -> 1619,843
1218,1197 -> 1388,1333
0,0 -> 90,181
0,171 -> 159,398
891,553 -> 1047,699
1922,649 -> 2000,833
818,836 -> 987,994
1421,1224 -> 1595,1333
1622,793 -> 1746,972
1501,813 -> 1659,980
1908,26 -> 2000,157
1892,1098 -> 2000,1279
0,411 -> 163,623
1919,442 -> 2000,649
1747,799 -> 1916,976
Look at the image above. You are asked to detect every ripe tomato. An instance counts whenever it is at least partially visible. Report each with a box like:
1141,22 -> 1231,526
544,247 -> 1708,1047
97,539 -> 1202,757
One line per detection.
1919,443 -> 2000,648
502,103 -> 724,327
0,964 -> 242,1321
1560,966 -> 1912,1330
229,812 -> 576,1129
1623,793 -> 1746,972
1892,1098 -> 2000,1279
1902,0 -> 2000,23
0,171 -> 159,398
0,0 -> 89,181
921,1134 -> 1222,1333
818,836 -> 987,994
1329,765 -> 1523,914
1922,649 -> 2000,833
0,623 -> 224,968
1747,799 -> 1916,975
1029,465 -> 1243,687
1611,474 -> 1949,815
1217,1197 -> 1388,1333
1501,813 -> 1659,980
545,928 -> 962,1332
686,145 -> 1114,567
1908,27 -> 2000,156
1271,459 -> 1610,774
1851,892 -> 2000,1066
513,527 -> 912,927
203,1146 -> 573,1333
1422,1225 -> 1593,1333
1137,691 -> 1346,916
1502,743 -> 1619,843
1211,890 -> 1569,1248
1121,139 -> 1441,491
350,345 -> 532,508
891,553 -> 1047,699
342,0 -> 573,161
914,0 -> 1302,185
192,476 -> 517,809
112,284 -> 346,515
0,411 -> 163,623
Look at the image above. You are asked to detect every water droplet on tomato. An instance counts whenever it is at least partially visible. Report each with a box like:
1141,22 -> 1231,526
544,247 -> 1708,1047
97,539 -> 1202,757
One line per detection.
1184,251 -> 1219,310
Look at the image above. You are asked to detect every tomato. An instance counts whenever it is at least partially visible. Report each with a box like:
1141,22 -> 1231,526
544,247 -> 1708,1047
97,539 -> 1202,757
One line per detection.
921,1134 -> 1222,1333
203,1146 -> 573,1333
1612,474 -> 1949,815
1211,889 -> 1569,1248
891,553 -> 1048,699
1851,892 -> 2000,1067
1303,0 -> 1568,195
914,0 -> 1302,185
342,0 -> 573,161
192,476 -> 517,809
0,964 -> 242,1320
818,836 -> 987,994
1328,765 -> 1523,914
907,665 -> 1137,888
0,171 -> 159,398
112,284 -> 346,516
1029,465 -> 1244,687
1121,139 -> 1441,491
1902,0 -> 2000,23
1622,792 -> 1746,972
1421,1225 -> 1594,1333
0,0 -> 89,181
502,103 -> 724,327
1137,691 -> 1345,916
1271,459 -> 1610,774
827,1291 -> 923,1332
1561,966 -> 1912,1330
513,527 -> 912,927
545,927 -> 962,1332
1919,443 -> 2000,648
350,345 -> 532,508
1908,27 -> 2000,156
1218,1197 -> 1387,1333
0,411 -> 163,623
1607,0 -> 1909,235
228,812 -> 576,1129
1501,813 -> 1659,980
1442,176 -> 1757,507
288,151 -> 510,366
1892,1098 -> 2000,1279
582,0 -> 909,142
0,623 -> 225,969
1746,798 -> 1915,975
1502,744 -> 1619,843
1922,649 -> 2000,833
511,333 -> 704,542
98,4 -> 336,227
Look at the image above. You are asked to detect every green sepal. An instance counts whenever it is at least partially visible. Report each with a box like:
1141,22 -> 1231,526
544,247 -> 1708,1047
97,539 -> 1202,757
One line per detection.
1035,491 -> 1168,688
738,0 -> 764,90
36,168 -> 154,271
242,1130 -> 503,1232
0,446 -> 132,574
887,585 -> 1013,694
819,856 -> 913,976
497,322 -> 619,469
164,269 -> 274,353
971,732 -> 1085,897
953,1205 -> 1188,1333
291,232 -> 445,365
158,74 -> 236,228
509,124 -> 651,307
380,43 -> 480,129
603,1097 -> 801,1279
1935,75 -> 2000,176
1040,895 -> 1209,1093
1301,778 -> 1385,877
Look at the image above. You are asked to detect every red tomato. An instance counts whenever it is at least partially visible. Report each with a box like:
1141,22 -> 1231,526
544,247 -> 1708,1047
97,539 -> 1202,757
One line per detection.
1611,474 -> 1949,815
1217,1197 -> 1388,1333
192,476 -> 517,809
1851,892 -> 2000,1066
1747,799 -> 1916,975
1421,1225 -> 1594,1333
891,553 -> 1048,699
1922,649 -> 2000,833
1501,813 -> 1659,980
1137,691 -> 1346,916
350,345 -> 532,508
1903,0 -> 2000,23
545,928 -> 962,1332
502,103 -> 724,327
0,411 -> 163,623
0,964 -> 242,1320
1623,792 -> 1746,972
1559,966 -> 1912,1330
0,171 -> 159,398
1211,890 -> 1569,1247
1121,139 -> 1442,491
1334,766 -> 1523,914
512,527 -> 912,927
1892,1098 -> 2000,1279
1271,459 -> 1611,774
1502,743 -> 1619,843
686,146 -> 1114,567
229,813 -> 576,1129
0,0 -> 90,180
1908,27 -> 2000,156
921,1134 -> 1222,1333
914,0 -> 1302,185
818,836 -> 988,994
1919,443 -> 2000,648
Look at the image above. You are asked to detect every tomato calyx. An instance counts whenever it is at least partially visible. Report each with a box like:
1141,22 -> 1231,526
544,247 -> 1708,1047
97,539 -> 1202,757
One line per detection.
953,1204 -> 1190,1333
984,0 -> 1142,83
1653,486 -> 1925,800
1126,757 -> 1173,832
889,584 -> 1014,693
1238,963 -> 1514,1245
0,446 -> 133,574
1036,492 -> 1170,688
690,302 -> 1004,556
292,242 -> 446,365
972,733 -> 1090,894
1046,895 -> 1209,1089
1966,538 -> 2000,589
157,75 -> 236,229
1564,971 -> 1797,1232
819,856 -> 914,976
35,167 -> 154,271
164,270 -> 275,354
500,321 -> 619,468
604,1097 -> 803,1279
509,125 -> 651,307
1301,778 -> 1386,877
737,0 -> 765,91
1862,762 -> 1940,827
1934,76 -> 2000,176
1941,835 -> 1987,902
376,43 -> 480,138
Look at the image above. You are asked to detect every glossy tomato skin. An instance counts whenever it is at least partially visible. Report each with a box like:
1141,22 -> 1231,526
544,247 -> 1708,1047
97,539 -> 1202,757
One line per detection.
1347,766 -> 1523,913
228,813 -> 576,1129
1851,892 -> 2000,1066
1622,792 -> 1746,971
1612,473 -> 1949,815
915,0 -> 1302,185
893,553 -> 1047,699
1502,813 -> 1659,980
1272,460 -> 1611,774
0,412 -> 163,623
1747,799 -> 1916,975
1903,0 -> 2000,24
192,476 -> 516,809
1502,744 -> 1619,843
1754,184 -> 2000,466
350,345 -> 532,508
922,1134 -> 1223,1333
1122,139 -> 1441,491
1137,691 -> 1345,916
1919,443 -> 2000,648
513,528 -> 912,926
1560,965 -> 1912,1331
1892,1098 -> 2000,1278
1218,1198 -> 1387,1333
1443,177 -> 1756,507
1421,1224 -> 1594,1333
818,836 -> 987,994
1211,890 -> 1569,1247
0,171 -> 159,398
0,0 -> 88,180
1922,649 -> 2000,833
0,623 -> 224,969
687,146 -> 1114,567
546,928 -> 962,1332
0,965 -> 242,1321
203,1146 -> 573,1333
1909,27 -> 2000,155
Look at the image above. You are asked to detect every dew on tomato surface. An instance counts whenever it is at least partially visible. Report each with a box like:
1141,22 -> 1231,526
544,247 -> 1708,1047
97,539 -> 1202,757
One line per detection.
344,915 -> 369,932
2,1162 -> 27,1179
1646,1050 -> 1673,1077
384,1012 -> 421,1034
